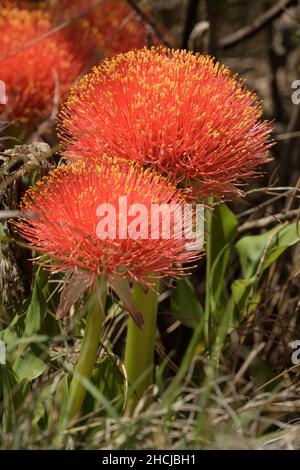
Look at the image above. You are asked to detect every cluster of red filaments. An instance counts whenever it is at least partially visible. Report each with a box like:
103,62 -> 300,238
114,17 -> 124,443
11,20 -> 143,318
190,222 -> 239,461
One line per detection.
15,159 -> 201,286
51,0 -> 160,59
0,4 -> 87,123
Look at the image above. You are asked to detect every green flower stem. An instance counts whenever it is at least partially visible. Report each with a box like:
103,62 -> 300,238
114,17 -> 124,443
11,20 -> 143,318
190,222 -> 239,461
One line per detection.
67,276 -> 107,421
204,206 -> 212,346
124,280 -> 159,414
204,200 -> 214,349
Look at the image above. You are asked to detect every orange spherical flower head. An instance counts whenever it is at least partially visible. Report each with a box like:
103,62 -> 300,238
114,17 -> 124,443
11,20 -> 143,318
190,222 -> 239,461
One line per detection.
59,48 -> 273,200
0,6 -> 87,124
14,158 -> 202,288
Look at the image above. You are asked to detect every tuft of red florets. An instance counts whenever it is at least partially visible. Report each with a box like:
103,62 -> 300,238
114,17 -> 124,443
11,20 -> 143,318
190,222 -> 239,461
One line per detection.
51,0 -> 161,59
59,47 -> 273,199
0,5 -> 89,124
14,158 -> 201,286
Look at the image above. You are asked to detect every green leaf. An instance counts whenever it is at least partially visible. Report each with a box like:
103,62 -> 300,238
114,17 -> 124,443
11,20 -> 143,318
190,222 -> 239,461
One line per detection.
0,223 -> 11,242
24,268 -> 47,337
209,243 -> 231,312
96,355 -> 125,401
230,277 -> 261,315
10,379 -> 30,411
32,384 -> 52,429
0,363 -> 19,431
231,278 -> 255,309
0,315 -> 19,346
205,203 -> 238,326
55,375 -> 70,428
171,278 -> 203,328
13,348 -> 47,381
83,354 -> 125,414
231,222 -> 300,316
236,222 -> 300,279
263,223 -> 300,269
208,204 -> 238,268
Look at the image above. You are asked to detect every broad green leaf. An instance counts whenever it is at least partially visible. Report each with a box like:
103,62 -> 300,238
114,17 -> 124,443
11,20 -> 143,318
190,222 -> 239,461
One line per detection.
13,349 -> 47,381
231,278 -> 260,316
171,278 -> 203,328
263,222 -> 300,269
231,278 -> 255,311
236,222 -> 300,279
231,222 -> 300,317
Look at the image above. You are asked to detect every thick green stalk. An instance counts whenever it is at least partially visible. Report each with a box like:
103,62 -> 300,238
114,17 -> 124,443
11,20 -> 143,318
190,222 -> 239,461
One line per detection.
204,205 -> 213,347
124,280 -> 159,414
67,276 -> 107,421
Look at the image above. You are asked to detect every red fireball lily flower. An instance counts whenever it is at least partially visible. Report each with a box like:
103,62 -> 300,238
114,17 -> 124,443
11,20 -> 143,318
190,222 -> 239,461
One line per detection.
14,159 -> 201,289
52,0 -> 161,59
0,5 -> 89,124
59,47 -> 273,199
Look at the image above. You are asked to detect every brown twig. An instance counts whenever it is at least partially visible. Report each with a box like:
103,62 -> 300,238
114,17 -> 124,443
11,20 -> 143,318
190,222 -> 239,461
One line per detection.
0,142 -> 52,193
219,0 -> 297,49
246,186 -> 300,195
277,131 -> 300,140
125,0 -> 172,48
204,0 -> 218,55
0,210 -> 21,220
267,21 -> 284,120
181,0 -> 200,49
238,208 -> 300,233
283,105 -> 300,180
284,177 -> 300,212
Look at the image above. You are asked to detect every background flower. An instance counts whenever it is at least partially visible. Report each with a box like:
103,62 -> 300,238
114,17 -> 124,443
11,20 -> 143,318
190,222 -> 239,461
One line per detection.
51,0 -> 161,59
0,4 -> 90,124
59,47 -> 273,199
